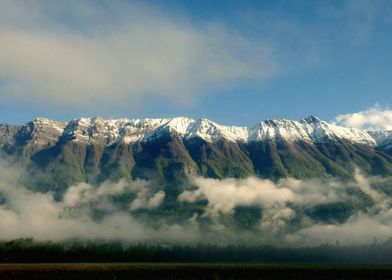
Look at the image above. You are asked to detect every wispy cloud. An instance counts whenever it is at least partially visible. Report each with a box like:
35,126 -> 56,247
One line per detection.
340,0 -> 380,47
0,0 -> 278,113
0,0 -> 389,118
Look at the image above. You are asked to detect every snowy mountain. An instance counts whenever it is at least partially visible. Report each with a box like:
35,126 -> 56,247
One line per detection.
2,115 -> 390,147
1,115 -> 392,194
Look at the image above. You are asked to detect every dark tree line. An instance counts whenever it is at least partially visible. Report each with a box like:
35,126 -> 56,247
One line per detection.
2,238 -> 392,264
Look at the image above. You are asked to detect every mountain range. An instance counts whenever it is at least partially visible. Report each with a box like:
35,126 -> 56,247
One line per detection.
3,115 -> 392,243
1,115 -> 392,195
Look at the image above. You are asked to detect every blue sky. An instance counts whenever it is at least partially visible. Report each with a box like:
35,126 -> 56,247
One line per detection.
0,0 -> 392,126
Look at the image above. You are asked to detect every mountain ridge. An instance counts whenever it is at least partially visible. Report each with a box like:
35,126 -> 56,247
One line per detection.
2,115 -> 392,147
2,115 -> 392,195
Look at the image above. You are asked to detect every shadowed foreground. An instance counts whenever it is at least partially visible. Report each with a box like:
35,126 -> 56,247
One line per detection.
1,263 -> 392,280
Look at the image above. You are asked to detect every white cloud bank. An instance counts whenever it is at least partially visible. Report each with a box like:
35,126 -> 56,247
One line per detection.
0,161 -> 185,242
180,172 -> 392,243
179,176 -> 346,215
1,157 -> 392,245
179,176 -> 346,236
334,105 -> 392,131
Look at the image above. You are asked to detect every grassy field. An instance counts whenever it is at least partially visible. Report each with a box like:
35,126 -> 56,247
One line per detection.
1,263 -> 392,279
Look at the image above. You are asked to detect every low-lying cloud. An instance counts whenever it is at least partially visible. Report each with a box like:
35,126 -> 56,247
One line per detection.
180,172 -> 392,244
286,211 -> 392,246
179,176 -> 346,215
179,177 -> 294,215
0,161 -> 186,242
1,159 -> 392,245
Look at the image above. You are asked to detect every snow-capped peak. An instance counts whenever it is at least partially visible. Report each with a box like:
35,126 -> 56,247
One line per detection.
300,116 -> 377,145
163,117 -> 196,136
8,115 -> 392,147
